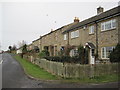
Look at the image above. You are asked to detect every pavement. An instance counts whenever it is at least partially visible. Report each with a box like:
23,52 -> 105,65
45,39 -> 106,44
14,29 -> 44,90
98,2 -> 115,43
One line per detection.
2,53 -> 120,88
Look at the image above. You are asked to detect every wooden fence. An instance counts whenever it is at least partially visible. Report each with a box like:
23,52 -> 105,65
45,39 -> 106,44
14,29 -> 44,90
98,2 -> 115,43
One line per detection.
30,57 -> 119,78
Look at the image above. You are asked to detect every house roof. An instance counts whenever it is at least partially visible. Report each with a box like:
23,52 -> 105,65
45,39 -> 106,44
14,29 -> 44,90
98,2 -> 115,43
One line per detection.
33,38 -> 40,42
39,22 -> 77,39
63,6 -> 120,34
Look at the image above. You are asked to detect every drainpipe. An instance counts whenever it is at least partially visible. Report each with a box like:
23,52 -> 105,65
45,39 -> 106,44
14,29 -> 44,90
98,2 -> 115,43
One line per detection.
95,21 -> 98,61
40,36 -> 42,52
118,16 -> 120,44
67,32 -> 69,45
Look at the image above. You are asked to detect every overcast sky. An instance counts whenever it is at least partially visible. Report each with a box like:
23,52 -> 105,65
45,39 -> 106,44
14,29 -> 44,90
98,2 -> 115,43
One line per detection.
0,0 -> 119,51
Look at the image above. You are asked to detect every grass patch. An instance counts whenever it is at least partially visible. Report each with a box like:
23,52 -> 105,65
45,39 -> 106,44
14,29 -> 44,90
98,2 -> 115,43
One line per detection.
62,74 -> 119,84
14,55 -> 59,80
13,55 -> 119,83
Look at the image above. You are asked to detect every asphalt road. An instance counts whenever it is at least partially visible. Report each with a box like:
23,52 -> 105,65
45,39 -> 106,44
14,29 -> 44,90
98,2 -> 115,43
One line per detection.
0,54 -> 2,89
2,53 -> 119,88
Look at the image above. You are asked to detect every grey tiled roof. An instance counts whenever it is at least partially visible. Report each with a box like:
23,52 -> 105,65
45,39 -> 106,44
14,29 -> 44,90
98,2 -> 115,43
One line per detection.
63,6 -> 120,34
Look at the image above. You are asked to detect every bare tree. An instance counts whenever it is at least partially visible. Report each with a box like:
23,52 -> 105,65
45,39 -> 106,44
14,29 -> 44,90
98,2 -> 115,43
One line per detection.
12,44 -> 17,50
18,40 -> 26,48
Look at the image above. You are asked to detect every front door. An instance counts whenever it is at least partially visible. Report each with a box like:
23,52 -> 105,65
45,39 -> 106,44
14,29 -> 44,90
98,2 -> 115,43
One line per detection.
89,49 -> 95,64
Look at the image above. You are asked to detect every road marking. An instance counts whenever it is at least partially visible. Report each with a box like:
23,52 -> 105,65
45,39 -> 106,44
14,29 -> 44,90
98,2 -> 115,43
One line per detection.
0,60 -> 3,64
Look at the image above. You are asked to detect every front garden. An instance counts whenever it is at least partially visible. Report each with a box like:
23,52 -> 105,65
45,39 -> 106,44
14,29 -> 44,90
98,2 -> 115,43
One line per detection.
12,43 -> 120,83
14,55 -> 119,83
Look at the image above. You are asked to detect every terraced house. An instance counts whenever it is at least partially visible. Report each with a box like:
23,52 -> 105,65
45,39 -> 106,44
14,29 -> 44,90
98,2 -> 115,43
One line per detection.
29,6 -> 120,64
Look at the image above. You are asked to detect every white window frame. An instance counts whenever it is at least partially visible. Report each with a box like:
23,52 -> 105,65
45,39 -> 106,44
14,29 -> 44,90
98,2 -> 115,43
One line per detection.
64,34 -> 67,40
71,32 -> 74,38
70,49 -> 78,57
75,30 -> 79,37
101,19 -> 116,31
89,25 -> 95,34
71,30 -> 79,38
101,46 -> 115,59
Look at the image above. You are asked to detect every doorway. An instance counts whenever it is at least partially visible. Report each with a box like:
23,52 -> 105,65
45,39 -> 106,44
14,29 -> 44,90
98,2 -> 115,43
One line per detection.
85,42 -> 95,64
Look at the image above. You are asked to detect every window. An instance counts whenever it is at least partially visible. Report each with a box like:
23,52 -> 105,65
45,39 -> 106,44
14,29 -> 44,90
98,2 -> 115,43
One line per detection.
75,30 -> 79,37
71,32 -> 74,38
89,25 -> 94,34
112,19 -> 116,28
71,30 -> 79,38
70,49 -> 78,57
60,46 -> 64,51
101,46 -> 115,59
64,34 -> 67,40
91,49 -> 95,56
101,19 -> 116,31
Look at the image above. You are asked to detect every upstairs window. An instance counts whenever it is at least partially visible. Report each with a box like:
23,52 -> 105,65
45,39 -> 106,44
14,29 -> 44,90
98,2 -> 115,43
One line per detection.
75,30 -> 79,37
71,32 -> 74,38
101,19 -> 116,31
64,34 -> 67,40
71,30 -> 79,38
89,25 -> 94,34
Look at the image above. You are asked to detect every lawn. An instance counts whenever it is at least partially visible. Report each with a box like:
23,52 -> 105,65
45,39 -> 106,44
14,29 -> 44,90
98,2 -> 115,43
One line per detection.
14,55 -> 119,83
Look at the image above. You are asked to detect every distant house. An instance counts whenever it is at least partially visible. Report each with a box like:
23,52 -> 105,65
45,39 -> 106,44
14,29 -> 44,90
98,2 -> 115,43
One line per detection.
16,47 -> 22,54
27,43 -> 33,51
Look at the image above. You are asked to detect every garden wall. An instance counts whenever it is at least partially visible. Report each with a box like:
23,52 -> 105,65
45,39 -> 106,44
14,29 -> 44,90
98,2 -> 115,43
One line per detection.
33,58 -> 119,78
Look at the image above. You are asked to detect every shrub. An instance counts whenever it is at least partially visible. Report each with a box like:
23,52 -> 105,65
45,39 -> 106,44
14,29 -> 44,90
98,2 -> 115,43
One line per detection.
110,44 -> 120,63
53,56 -> 61,62
39,50 -> 49,58
71,56 -> 80,63
61,55 -> 71,63
44,56 -> 61,62
64,45 -> 75,56
22,44 -> 27,54
78,45 -> 86,64
44,56 -> 72,63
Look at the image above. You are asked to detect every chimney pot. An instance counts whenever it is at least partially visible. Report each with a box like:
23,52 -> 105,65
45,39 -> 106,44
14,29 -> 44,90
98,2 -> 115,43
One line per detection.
74,17 -> 79,22
97,6 -> 104,15
51,29 -> 53,32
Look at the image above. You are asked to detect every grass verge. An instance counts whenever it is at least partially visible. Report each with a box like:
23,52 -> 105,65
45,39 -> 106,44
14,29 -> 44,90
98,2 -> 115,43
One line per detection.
62,74 -> 119,84
14,55 -> 59,80
14,55 -> 119,83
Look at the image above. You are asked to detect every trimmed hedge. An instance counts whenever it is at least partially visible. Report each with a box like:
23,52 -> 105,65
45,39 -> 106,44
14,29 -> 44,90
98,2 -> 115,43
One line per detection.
43,56 -> 81,63
110,44 -> 120,63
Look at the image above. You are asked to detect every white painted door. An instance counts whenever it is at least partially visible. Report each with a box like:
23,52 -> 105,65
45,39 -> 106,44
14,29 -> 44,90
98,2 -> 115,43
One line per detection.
90,49 -> 95,64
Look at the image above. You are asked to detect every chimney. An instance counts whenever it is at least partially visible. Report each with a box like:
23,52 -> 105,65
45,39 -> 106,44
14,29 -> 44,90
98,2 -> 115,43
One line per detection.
51,29 -> 53,32
74,17 -> 79,22
97,6 -> 104,15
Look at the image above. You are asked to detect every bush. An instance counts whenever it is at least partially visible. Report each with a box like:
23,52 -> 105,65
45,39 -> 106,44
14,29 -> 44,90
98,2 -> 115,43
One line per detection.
39,50 -> 49,58
61,56 -> 71,63
110,44 -> 120,63
78,45 -> 86,64
44,55 -> 80,63
71,56 -> 80,63
44,56 -> 61,62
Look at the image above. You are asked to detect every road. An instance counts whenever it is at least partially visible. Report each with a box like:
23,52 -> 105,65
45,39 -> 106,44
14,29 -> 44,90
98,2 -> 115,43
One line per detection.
0,54 -> 2,89
2,53 -> 119,88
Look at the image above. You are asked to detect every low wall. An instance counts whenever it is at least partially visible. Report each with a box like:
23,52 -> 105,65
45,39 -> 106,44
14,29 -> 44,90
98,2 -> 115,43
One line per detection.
33,58 -> 119,78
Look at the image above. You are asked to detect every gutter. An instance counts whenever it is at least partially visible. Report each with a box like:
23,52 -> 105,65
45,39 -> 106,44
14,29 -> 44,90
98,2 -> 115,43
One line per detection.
62,12 -> 120,34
